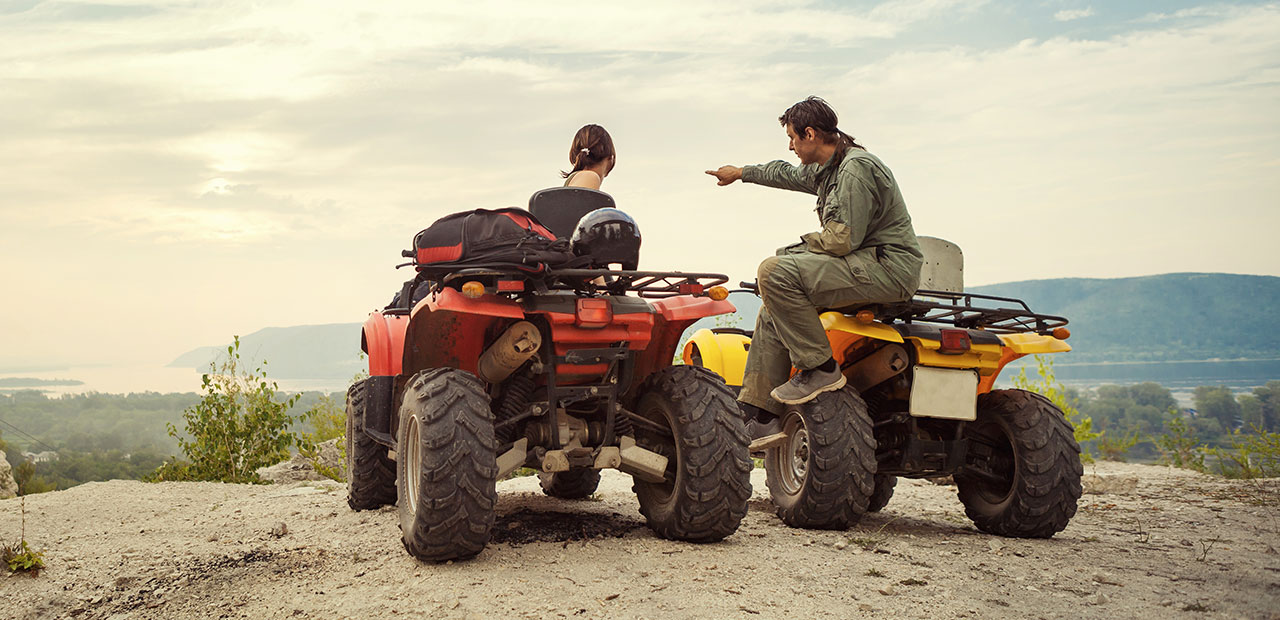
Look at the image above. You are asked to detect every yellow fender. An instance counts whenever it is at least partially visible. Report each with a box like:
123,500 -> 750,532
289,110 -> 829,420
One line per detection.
683,328 -> 750,387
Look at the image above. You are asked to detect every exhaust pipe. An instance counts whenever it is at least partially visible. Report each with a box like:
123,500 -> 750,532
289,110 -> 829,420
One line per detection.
477,321 -> 542,384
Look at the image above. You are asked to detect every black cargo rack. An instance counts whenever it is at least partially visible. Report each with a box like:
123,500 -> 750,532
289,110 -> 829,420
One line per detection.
867,289 -> 1068,335
433,267 -> 729,299
547,268 -> 729,298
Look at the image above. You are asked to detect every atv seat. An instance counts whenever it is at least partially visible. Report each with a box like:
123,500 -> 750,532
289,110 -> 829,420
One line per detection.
822,236 -> 964,320
528,187 -> 616,240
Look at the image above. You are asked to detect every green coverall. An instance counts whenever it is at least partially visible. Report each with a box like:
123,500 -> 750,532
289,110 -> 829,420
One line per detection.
738,147 -> 923,415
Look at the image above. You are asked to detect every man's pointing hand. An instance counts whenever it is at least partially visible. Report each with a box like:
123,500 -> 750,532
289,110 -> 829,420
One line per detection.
705,166 -> 743,186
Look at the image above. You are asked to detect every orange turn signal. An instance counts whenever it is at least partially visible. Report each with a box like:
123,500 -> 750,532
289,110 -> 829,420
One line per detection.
461,281 -> 485,299
575,298 -> 612,328
1052,327 -> 1071,340
708,286 -> 729,301
855,310 -> 875,324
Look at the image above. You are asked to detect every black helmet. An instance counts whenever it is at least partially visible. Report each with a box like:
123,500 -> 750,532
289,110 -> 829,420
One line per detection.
570,208 -> 641,270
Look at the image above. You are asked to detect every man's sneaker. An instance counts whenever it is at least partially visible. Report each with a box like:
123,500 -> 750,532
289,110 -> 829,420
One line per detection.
770,366 -> 847,405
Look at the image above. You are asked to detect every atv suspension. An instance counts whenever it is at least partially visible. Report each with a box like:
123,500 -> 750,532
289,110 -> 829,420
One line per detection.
493,373 -> 536,445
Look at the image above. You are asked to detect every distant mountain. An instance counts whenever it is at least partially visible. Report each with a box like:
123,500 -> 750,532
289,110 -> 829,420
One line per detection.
169,323 -> 364,380
169,274 -> 1280,379
968,273 -> 1280,363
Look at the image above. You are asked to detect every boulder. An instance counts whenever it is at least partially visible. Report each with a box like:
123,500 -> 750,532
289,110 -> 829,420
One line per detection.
255,439 -> 344,484
0,458 -> 18,499
1082,473 -> 1139,495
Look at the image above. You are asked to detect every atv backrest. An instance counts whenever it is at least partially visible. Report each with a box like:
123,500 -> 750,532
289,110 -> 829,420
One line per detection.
528,187 -> 617,240
918,236 -> 963,293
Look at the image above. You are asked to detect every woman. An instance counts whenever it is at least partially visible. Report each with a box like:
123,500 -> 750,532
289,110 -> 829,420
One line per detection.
561,124 -> 615,189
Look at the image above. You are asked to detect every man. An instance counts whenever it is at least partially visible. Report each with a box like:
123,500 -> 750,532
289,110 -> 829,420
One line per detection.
705,96 -> 922,421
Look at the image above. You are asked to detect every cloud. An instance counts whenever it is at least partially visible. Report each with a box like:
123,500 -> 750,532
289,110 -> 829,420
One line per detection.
1,0 -> 1278,368
1054,7 -> 1094,22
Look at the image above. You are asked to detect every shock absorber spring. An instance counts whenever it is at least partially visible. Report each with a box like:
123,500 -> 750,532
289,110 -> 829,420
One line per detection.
613,402 -> 634,438
494,374 -> 535,444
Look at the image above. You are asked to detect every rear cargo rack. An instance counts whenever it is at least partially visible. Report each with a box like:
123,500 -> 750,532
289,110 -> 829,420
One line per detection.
867,289 -> 1068,335
430,267 -> 729,299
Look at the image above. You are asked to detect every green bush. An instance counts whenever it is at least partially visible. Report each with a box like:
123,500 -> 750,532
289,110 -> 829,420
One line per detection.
148,336 -> 303,484
1152,410 -> 1206,472
1203,427 -> 1280,479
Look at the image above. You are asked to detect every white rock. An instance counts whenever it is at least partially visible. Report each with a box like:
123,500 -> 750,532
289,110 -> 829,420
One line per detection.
0,459 -> 17,499
1082,474 -> 1139,495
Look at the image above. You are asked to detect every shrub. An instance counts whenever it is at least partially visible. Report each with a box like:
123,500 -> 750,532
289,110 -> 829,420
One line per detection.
1203,427 -> 1280,479
1152,409 -> 1206,472
149,336 -> 303,484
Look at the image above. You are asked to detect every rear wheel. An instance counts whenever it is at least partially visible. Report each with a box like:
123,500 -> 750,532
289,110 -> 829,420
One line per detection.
538,469 -> 601,499
955,389 -> 1082,538
632,366 -> 751,542
345,379 -> 397,510
765,386 -> 876,529
397,368 -> 498,561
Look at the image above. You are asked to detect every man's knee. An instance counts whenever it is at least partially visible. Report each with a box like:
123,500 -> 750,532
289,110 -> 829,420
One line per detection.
756,256 -> 781,285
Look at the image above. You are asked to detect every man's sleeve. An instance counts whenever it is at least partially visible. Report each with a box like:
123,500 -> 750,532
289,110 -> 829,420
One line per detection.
742,160 -> 820,195
800,170 -> 875,257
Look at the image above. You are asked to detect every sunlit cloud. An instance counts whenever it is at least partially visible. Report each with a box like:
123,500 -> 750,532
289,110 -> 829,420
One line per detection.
1054,7 -> 1095,21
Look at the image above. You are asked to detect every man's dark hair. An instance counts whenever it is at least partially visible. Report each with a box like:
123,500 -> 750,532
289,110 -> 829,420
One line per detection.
779,96 -> 863,150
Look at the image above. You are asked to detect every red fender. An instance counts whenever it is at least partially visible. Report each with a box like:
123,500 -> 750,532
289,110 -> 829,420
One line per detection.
361,311 -> 409,377
401,287 -> 525,377
629,296 -> 737,395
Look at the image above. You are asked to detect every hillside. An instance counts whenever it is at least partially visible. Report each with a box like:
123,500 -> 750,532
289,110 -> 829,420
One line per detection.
168,273 -> 1280,377
168,323 -> 365,380
969,273 -> 1280,363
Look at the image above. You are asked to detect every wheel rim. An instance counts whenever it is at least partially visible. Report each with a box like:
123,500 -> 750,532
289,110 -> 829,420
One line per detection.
970,419 -> 1017,505
405,414 -> 421,515
636,398 -> 679,502
777,410 -> 809,495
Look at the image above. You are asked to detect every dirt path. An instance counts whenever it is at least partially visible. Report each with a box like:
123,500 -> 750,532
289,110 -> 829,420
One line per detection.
3,462 -> 1278,619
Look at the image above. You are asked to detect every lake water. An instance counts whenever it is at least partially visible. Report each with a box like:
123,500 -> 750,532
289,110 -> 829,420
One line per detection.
0,365 -> 351,397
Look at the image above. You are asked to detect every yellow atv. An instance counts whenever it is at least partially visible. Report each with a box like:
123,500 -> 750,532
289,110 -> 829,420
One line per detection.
685,239 -> 1082,538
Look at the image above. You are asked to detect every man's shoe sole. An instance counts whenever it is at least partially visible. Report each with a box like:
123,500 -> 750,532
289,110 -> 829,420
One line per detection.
770,373 -> 847,406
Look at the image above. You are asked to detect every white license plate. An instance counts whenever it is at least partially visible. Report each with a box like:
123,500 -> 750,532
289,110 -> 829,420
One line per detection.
909,366 -> 978,421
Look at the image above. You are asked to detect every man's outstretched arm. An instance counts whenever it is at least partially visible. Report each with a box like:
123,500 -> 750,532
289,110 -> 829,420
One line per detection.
705,161 -> 819,195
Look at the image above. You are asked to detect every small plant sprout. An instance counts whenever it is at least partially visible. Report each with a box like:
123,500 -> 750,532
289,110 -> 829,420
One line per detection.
4,497 -> 46,576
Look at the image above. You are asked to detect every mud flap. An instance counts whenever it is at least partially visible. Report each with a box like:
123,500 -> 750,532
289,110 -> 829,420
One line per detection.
363,375 -> 397,449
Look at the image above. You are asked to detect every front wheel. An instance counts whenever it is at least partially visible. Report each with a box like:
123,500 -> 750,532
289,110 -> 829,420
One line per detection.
345,378 -> 397,511
632,366 -> 752,542
397,368 -> 498,562
955,389 -> 1083,538
765,386 -> 877,529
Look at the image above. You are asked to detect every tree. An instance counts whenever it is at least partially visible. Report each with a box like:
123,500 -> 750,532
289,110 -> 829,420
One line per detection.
149,336 -> 302,484
1239,395 -> 1264,431
1252,381 -> 1280,432
1193,386 -> 1241,434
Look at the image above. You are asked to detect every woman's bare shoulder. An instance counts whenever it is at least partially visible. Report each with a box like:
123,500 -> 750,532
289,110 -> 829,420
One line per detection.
565,170 -> 602,190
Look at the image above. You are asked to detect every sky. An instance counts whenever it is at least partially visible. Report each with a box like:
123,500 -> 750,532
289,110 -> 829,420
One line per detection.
1,0 -> 1278,370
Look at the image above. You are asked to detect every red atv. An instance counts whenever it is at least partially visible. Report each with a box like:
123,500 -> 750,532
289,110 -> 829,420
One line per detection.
348,188 -> 752,562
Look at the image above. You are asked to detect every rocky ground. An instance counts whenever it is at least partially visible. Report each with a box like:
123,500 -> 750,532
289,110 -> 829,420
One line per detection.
2,461 -> 1278,619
